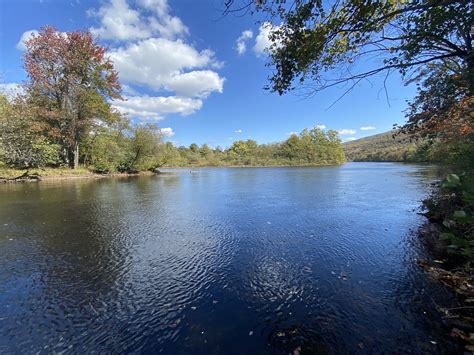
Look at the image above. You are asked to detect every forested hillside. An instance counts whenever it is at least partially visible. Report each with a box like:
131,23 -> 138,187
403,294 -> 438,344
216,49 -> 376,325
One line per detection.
343,131 -> 432,162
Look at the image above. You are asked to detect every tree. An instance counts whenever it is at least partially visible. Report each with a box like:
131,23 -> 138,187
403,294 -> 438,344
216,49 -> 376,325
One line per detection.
129,124 -> 164,171
82,112 -> 131,173
24,26 -> 122,169
225,0 -> 472,94
189,143 -> 199,153
0,95 -> 60,169
224,0 -> 473,147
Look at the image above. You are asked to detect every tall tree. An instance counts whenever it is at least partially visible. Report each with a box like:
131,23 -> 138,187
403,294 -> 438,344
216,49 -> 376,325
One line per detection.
24,26 -> 122,169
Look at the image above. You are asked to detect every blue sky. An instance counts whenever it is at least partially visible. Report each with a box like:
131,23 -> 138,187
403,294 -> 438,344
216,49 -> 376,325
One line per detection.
0,0 -> 417,147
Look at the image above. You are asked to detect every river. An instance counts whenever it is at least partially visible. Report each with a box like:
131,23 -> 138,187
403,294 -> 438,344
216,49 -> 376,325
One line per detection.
0,163 -> 459,353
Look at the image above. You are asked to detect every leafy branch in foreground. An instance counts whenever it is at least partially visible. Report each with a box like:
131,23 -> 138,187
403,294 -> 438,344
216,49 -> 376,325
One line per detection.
224,0 -> 473,150
225,0 -> 472,95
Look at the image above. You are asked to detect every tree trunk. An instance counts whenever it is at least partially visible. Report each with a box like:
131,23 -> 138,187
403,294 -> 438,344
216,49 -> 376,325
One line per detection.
73,142 -> 79,169
68,142 -> 79,169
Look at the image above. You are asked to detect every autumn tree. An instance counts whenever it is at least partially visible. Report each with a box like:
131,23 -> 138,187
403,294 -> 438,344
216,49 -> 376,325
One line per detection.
24,26 -> 122,169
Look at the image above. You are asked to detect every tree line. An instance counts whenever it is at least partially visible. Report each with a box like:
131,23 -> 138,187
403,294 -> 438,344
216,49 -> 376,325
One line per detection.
162,127 -> 345,167
0,26 -> 345,173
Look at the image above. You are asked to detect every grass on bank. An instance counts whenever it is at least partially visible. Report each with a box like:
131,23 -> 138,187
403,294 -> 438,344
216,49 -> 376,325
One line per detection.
0,166 -> 93,179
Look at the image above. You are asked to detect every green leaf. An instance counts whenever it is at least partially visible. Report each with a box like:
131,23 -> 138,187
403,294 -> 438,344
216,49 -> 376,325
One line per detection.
462,191 -> 474,203
446,173 -> 460,184
442,181 -> 459,189
456,216 -> 474,224
453,210 -> 467,218
442,220 -> 452,228
451,237 -> 470,248
439,232 -> 454,241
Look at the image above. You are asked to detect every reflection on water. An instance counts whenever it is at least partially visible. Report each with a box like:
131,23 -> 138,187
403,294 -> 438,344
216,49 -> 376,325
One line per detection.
0,163 -> 458,353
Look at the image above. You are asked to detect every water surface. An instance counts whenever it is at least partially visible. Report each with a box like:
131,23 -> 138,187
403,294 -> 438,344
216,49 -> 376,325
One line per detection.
0,163 -> 458,353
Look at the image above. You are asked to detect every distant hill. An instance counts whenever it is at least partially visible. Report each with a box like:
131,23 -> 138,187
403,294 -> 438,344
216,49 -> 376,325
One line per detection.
343,130 -> 426,162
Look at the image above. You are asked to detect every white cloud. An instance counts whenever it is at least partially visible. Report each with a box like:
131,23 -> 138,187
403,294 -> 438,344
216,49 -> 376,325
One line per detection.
109,38 -> 224,98
286,131 -> 298,136
159,127 -> 175,137
121,84 -> 140,96
235,129 -> 242,133
235,29 -> 253,55
316,124 -> 326,130
163,70 -> 224,98
141,0 -> 189,40
87,0 -> 224,120
0,83 -> 24,98
360,126 -> 376,131
89,0 -> 187,41
112,95 -> 202,119
89,0 -> 149,41
338,129 -> 357,135
16,30 -> 39,51
254,22 -> 281,56
343,137 -> 357,142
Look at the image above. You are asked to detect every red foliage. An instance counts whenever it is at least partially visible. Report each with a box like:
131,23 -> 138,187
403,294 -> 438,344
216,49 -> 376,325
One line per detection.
22,26 -> 123,167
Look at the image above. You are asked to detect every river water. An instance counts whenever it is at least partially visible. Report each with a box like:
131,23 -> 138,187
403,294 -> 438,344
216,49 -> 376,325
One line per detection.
0,163 -> 459,353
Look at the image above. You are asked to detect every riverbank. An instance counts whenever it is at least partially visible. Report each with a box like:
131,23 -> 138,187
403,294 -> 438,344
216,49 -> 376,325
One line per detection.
416,172 -> 474,351
0,163 -> 350,183
0,167 -> 166,183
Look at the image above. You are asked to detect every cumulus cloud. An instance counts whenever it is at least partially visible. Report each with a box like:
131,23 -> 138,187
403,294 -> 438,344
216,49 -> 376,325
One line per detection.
235,29 -> 253,55
163,70 -> 224,98
235,129 -> 243,133
338,129 -> 357,135
159,127 -> 175,137
360,126 -> 376,131
87,0 -> 224,120
286,131 -> 298,136
0,83 -> 24,98
109,38 -> 224,98
90,0 -> 187,41
16,30 -> 39,51
113,95 -> 202,120
254,22 -> 281,56
316,124 -> 326,130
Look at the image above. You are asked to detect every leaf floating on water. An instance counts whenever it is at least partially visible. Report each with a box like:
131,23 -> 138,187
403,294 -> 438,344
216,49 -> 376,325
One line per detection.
191,306 -> 197,311
276,331 -> 285,337
248,331 -> 253,336
212,300 -> 218,304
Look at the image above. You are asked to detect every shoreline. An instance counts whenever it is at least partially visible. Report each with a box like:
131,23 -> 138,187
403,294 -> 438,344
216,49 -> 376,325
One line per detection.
0,162 -> 428,183
0,170 -> 172,183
